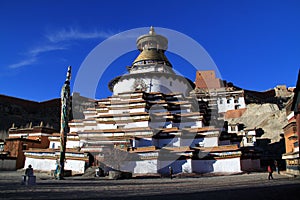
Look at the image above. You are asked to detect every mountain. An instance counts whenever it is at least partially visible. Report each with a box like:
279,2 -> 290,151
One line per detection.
0,93 -> 95,139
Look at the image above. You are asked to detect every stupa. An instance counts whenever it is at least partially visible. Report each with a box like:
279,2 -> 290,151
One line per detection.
23,27 -> 243,176
109,26 -> 194,96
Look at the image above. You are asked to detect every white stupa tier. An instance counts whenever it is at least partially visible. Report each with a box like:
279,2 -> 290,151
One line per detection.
108,27 -> 194,96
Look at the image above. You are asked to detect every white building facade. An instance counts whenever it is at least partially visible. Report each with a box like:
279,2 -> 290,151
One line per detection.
24,27 -> 243,176
67,27 -> 243,175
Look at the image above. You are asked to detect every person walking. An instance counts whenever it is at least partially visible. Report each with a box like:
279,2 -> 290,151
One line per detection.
267,165 -> 273,180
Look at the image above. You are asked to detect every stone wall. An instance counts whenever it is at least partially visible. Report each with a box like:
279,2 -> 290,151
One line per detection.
0,158 -> 16,170
241,159 -> 261,171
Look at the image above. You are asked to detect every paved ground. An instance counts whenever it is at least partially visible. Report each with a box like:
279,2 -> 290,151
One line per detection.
0,171 -> 299,200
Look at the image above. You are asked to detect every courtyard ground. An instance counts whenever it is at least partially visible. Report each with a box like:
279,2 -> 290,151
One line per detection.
0,171 -> 299,200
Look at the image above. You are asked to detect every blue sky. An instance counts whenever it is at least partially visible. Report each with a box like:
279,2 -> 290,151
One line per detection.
1,0 -> 299,101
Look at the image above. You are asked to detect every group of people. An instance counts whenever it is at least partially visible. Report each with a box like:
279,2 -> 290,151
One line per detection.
23,162 -> 280,180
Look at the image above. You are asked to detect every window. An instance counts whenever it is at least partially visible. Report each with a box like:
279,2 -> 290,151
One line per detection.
247,137 -> 253,143
170,81 -> 172,86
227,99 -> 231,104
22,144 -> 28,150
231,125 -> 236,131
219,99 -> 223,104
234,99 -> 239,103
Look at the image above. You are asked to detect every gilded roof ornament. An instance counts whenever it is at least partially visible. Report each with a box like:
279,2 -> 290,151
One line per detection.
149,26 -> 156,35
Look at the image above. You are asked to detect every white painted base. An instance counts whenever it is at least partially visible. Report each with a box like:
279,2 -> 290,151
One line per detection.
121,160 -> 158,174
113,75 -> 192,96
24,157 -> 86,174
120,157 -> 241,175
192,157 -> 242,173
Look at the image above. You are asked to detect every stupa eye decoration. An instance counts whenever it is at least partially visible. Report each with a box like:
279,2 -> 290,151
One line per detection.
132,78 -> 148,91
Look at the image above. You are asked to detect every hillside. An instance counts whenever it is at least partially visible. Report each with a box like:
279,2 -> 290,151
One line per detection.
0,93 -> 95,139
225,103 -> 287,142
0,95 -> 61,139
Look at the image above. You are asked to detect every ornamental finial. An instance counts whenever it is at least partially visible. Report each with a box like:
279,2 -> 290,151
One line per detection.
149,26 -> 155,35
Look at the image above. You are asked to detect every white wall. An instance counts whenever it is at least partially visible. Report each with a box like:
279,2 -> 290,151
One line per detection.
192,160 -> 215,173
97,123 -> 116,130
122,159 -> 193,175
239,97 -> 246,109
25,157 -> 86,174
70,126 -> 84,133
121,159 -> 194,175
108,107 -> 146,114
203,137 -> 219,147
182,159 -> 192,173
217,96 -> 246,113
121,160 -> 157,174
115,157 -> 241,174
181,137 -> 218,148
192,157 -> 241,173
158,160 -> 191,174
149,121 -> 171,129
82,125 -> 98,131
173,121 -> 203,129
49,140 -> 80,149
113,76 -> 191,96
64,159 -> 86,174
153,137 -> 180,148
124,121 -> 149,129
181,138 -> 203,147
25,157 -> 57,172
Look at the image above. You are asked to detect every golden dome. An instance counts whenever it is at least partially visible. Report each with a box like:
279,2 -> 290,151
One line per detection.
133,27 -> 171,66
132,48 -> 171,65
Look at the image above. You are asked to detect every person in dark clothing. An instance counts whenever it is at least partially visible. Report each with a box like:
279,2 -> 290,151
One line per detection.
274,160 -> 280,174
23,164 -> 34,183
169,166 -> 173,179
267,165 -> 273,180
25,165 -> 34,176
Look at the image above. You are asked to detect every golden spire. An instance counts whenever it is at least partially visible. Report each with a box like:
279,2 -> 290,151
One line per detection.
149,26 -> 155,35
133,27 -> 170,66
